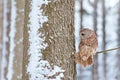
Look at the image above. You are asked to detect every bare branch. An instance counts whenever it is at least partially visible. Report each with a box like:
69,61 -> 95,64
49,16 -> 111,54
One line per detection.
97,47 -> 120,54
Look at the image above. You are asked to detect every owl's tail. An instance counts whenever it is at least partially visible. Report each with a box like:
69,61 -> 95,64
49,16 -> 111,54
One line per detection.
75,55 -> 94,67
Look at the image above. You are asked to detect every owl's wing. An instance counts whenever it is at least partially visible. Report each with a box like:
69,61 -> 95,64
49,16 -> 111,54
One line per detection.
79,45 -> 96,60
75,45 -> 95,67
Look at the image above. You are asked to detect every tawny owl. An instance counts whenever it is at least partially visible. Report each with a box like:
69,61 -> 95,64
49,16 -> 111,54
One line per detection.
75,28 -> 98,67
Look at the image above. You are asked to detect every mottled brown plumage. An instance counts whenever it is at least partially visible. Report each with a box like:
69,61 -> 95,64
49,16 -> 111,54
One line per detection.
75,28 -> 98,67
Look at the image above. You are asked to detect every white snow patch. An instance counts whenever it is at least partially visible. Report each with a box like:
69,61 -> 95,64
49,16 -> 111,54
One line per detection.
27,0 -> 65,80
7,0 -> 17,80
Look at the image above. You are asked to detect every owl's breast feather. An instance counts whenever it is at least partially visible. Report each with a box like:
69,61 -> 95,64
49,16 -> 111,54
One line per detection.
80,35 -> 98,49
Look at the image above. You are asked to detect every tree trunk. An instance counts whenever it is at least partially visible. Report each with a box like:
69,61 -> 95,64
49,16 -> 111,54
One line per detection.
22,0 -> 76,80
102,0 -> 107,79
80,0 -> 83,29
92,0 -> 98,80
117,0 -> 120,79
1,0 -> 11,80
78,0 -> 84,79
7,0 -> 25,80
0,0 -> 3,78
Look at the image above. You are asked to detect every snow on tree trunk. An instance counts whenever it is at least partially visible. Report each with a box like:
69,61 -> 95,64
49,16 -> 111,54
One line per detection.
2,0 -> 25,80
22,0 -> 75,80
8,0 -> 25,80
1,0 -> 11,80
7,0 -> 17,80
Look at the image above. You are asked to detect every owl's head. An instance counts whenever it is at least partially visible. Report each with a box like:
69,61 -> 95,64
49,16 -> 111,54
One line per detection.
80,28 -> 96,40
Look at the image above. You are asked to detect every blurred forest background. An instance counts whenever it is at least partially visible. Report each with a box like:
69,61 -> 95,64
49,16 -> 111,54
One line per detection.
0,0 -> 120,80
75,0 -> 120,80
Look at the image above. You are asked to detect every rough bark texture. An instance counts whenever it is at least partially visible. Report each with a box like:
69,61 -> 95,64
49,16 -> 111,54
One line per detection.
22,0 -> 30,79
22,0 -> 76,80
92,0 -> 98,80
0,0 -> 3,78
12,0 -> 25,80
42,0 -> 75,79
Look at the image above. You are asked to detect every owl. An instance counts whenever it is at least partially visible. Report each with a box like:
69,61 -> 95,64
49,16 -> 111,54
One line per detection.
75,28 -> 98,67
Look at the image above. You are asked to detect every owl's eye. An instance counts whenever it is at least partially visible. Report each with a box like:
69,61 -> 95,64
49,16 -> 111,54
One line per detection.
81,33 -> 85,36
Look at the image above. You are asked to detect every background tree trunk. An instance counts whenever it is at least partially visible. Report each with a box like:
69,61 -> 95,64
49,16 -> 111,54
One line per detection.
7,0 -> 24,80
1,0 -> 25,79
80,0 -> 83,29
0,0 -> 3,78
9,0 -> 25,80
1,0 -> 11,80
92,0 -> 98,80
102,0 -> 107,79
22,0 -> 76,80
117,0 -> 120,79
79,0 -> 84,79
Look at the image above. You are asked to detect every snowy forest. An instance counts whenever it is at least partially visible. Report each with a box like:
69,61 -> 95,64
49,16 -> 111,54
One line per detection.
0,0 -> 120,80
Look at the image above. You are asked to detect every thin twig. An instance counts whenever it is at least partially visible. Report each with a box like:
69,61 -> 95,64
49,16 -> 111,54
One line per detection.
97,47 -> 120,54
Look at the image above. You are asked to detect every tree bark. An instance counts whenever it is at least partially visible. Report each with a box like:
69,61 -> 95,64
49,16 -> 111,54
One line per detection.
0,0 -> 3,78
80,0 -> 83,29
23,0 -> 76,80
78,0 -> 84,79
92,0 -> 98,80
43,1 -> 75,79
1,0 -> 11,80
102,0 -> 107,79
116,0 -> 120,79
22,0 -> 30,79
10,0 -> 25,80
